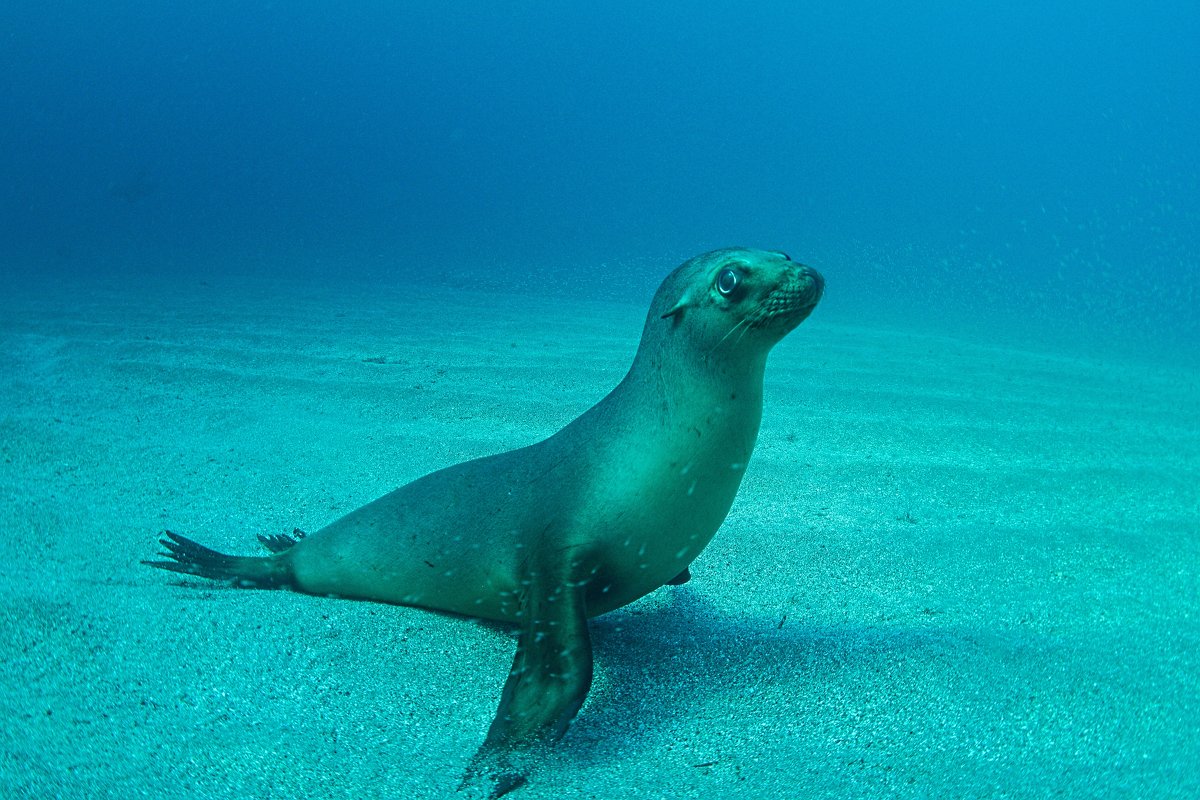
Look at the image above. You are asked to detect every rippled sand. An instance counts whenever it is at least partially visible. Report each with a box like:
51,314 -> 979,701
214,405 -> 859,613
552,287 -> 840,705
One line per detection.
2,273 -> 1196,798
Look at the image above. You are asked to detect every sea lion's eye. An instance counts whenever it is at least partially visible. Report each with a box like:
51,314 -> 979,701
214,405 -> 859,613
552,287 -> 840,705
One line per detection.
716,268 -> 740,297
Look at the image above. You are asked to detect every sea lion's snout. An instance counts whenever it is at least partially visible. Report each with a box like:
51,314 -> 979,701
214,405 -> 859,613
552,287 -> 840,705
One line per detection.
759,262 -> 823,329
796,263 -> 824,310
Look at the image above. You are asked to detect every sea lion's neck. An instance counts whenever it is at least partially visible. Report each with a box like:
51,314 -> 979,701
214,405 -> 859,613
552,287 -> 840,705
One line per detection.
620,332 -> 769,435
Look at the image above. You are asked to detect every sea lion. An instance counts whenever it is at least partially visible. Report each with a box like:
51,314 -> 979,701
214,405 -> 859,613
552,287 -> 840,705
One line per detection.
145,247 -> 823,796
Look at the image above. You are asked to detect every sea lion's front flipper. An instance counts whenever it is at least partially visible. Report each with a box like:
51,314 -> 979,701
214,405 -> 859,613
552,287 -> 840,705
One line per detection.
461,576 -> 593,797
666,566 -> 691,585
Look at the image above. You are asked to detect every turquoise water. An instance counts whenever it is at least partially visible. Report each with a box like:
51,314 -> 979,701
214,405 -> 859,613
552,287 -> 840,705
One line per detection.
1,2 -> 1197,797
2,2 -> 1195,361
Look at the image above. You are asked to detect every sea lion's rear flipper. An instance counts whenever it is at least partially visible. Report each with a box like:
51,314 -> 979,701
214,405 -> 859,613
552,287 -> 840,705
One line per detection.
142,530 -> 292,589
461,576 -> 593,798
257,528 -> 307,553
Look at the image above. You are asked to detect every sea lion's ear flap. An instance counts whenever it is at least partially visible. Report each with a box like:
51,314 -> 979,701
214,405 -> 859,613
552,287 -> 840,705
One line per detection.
660,295 -> 691,320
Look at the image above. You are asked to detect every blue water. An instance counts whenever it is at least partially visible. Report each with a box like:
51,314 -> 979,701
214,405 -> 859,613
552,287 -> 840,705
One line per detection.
1,4 -> 1198,797
1,1 -> 1196,343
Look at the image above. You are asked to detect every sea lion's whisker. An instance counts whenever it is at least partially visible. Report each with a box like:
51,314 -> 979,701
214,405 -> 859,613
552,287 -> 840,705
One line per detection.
710,317 -> 749,354
734,311 -> 770,345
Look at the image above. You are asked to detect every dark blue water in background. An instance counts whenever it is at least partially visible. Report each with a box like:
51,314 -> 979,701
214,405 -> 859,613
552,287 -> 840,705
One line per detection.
2,1 -> 1196,360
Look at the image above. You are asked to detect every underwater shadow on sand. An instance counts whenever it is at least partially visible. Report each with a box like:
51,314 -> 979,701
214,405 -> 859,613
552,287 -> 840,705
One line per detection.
574,588 -> 1030,751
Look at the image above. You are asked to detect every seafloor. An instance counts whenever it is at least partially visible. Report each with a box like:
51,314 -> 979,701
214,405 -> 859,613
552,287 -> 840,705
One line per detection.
1,271 -> 1196,798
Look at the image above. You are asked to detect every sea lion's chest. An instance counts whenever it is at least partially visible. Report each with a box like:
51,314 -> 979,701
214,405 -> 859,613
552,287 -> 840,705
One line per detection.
562,389 -> 761,612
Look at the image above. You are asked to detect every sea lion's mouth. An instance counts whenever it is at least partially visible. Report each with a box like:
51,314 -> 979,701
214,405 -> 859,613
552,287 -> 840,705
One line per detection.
749,264 -> 824,329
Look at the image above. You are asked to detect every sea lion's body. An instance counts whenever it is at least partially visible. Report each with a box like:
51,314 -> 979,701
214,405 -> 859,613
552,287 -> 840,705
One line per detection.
289,312 -> 762,620
147,248 -> 822,797
290,375 -> 755,620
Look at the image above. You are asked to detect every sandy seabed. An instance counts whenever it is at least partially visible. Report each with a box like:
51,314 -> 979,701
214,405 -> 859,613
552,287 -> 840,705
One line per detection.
1,272 -> 1196,799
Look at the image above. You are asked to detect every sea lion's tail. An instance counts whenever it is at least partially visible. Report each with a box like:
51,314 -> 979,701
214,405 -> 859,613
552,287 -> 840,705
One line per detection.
142,530 -> 301,589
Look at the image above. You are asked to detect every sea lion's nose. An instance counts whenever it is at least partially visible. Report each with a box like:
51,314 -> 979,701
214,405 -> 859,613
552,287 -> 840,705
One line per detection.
798,264 -> 824,306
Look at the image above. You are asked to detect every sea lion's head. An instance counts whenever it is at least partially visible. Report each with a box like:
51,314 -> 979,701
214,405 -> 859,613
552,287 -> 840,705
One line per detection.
652,248 -> 823,356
